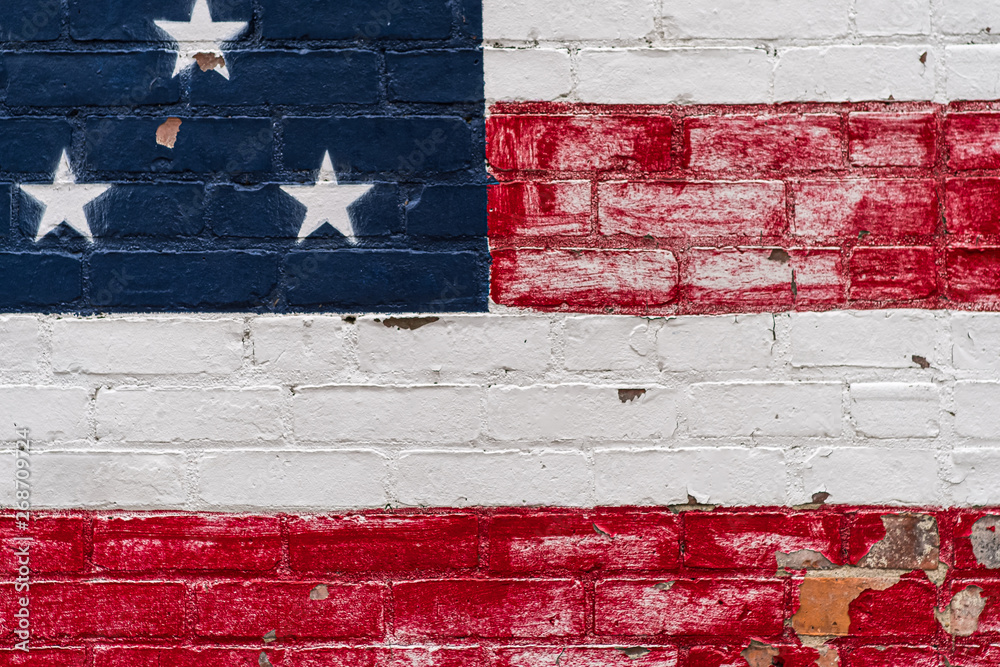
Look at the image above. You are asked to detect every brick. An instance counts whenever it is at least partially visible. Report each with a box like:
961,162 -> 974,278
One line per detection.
394,579 -> 585,638
953,511 -> 1000,570
68,0 -> 250,40
654,314 -> 775,371
849,247 -> 938,301
0,120 -> 72,174
0,515 -> 86,575
775,46 -> 934,102
790,310 -> 940,368
0,0 -> 62,41
94,647 -> 484,667
406,184 -> 487,238
953,313 -> 1000,371
842,647 -> 940,667
293,385 -> 481,443
846,576 -> 938,636
0,253 -> 81,309
948,247 -> 1000,303
955,382 -> 1000,438
946,45 -> 1000,100
684,114 -> 842,172
848,112 -> 937,167
93,515 -> 281,573
688,382 -> 842,437
577,48 -> 771,105
197,451 -> 387,509
594,448 -> 786,506
488,512 -> 680,573
0,582 -> 185,639
252,316 -> 346,377
940,2 -> 1000,34
261,0 -> 451,39
952,451 -> 1000,506
31,452 -> 186,509
97,387 -> 283,443
195,581 -> 385,639
950,647 -> 1000,667
599,180 -> 786,238
689,645 -> 828,667
851,383 -> 940,438
793,180 -> 938,239
847,512 -> 941,569
564,316 -> 652,371
0,386 -> 90,441
946,178 -> 1000,236
664,0 -> 849,38
496,647 -> 678,667
856,0 -> 932,35
488,115 -> 672,172
947,113 -> 1000,170
288,514 -> 478,573
387,50 -> 483,103
0,650 -> 85,667
489,181 -> 591,237
52,317 -> 243,375
484,48 -> 572,102
358,315 -> 551,374
492,249 -> 679,310
801,447 -> 939,505
88,183 -> 206,238
684,512 -> 843,570
397,450 -> 590,507
595,579 -> 784,636
483,0 -> 655,40
0,316 -> 40,371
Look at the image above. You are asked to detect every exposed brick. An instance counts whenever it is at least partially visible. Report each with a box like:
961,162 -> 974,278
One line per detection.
947,246 -> 1000,303
489,181 -> 592,236
684,114 -> 842,172
0,514 -> 86,575
849,247 -> 938,301
848,512 -> 941,570
848,112 -> 937,167
793,179 -> 938,239
945,178 -> 1000,236
496,647 -> 679,667
953,511 -> 1000,571
947,113 -> 1000,170
946,580 -> 999,634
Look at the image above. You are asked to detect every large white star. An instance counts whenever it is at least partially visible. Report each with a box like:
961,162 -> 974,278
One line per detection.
155,0 -> 248,79
21,151 -> 110,243
281,152 -> 374,243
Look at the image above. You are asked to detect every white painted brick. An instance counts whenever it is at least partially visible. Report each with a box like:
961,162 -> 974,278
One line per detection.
252,316 -> 346,377
952,313 -> 1000,371
357,315 -> 550,374
791,311 -> 940,368
939,1 -> 1000,34
954,382 -> 1000,438
594,448 -> 786,506
951,449 -> 1000,505
0,453 -> 13,506
801,447 -> 939,505
775,46 -> 934,102
0,316 -> 39,372
577,48 -> 771,105
487,385 -> 676,441
198,450 -> 387,509
946,45 -> 1000,101
688,382 -> 842,437
397,450 -> 590,507
850,383 -> 941,439
856,0 -> 931,35
485,48 -> 572,101
293,385 -> 481,443
484,0 -> 655,41
52,317 -> 243,375
0,386 -> 90,441
96,387 -> 283,443
661,0 -> 850,39
655,314 -> 775,371
564,316 -> 651,371
31,452 -> 186,509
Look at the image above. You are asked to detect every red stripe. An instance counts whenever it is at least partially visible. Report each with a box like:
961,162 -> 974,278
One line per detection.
487,102 -> 1000,314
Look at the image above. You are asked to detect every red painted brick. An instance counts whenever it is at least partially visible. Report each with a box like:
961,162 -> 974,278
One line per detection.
288,514 -> 479,574
194,581 -> 385,639
0,582 -> 185,639
847,512 -> 941,569
0,515 -> 86,575
842,646 -> 941,667
682,247 -> 844,308
688,645 -> 827,667
849,247 -> 938,301
945,178 -> 1000,236
684,114 -> 842,173
496,647 -> 679,667
95,647 -> 484,667
847,576 -> 938,637
489,181 -> 592,237
793,179 -> 938,239
488,115 -> 673,172
597,181 -> 786,238
947,246 -> 1000,303
947,113 -> 1000,170
848,112 -> 937,167
393,579 -> 585,639
487,512 -> 680,573
93,514 -> 281,573
951,646 -> 1000,667
953,580 -> 1000,634
595,579 -> 785,637
684,512 -> 843,570
0,650 -> 86,667
491,249 -> 678,310
953,511 -> 1000,571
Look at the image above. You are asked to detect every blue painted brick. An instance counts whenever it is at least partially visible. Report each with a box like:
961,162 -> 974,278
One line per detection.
406,185 -> 486,237
4,53 -> 180,107
283,118 -> 473,177
88,185 -> 206,237
0,120 -> 72,174
387,50 -> 483,103
89,251 -> 279,309
0,253 -> 81,308
457,0 -> 483,40
261,0 -> 452,40
69,0 -> 251,41
0,186 -> 10,239
0,0 -> 62,42
283,249 -> 487,311
85,118 -> 273,175
191,51 -> 379,106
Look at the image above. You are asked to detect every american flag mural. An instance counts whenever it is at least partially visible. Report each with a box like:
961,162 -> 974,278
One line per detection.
3,1 -> 1000,666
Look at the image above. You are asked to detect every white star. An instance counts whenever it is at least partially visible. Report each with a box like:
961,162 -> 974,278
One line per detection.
155,0 -> 248,79
21,151 -> 110,243
281,152 -> 373,243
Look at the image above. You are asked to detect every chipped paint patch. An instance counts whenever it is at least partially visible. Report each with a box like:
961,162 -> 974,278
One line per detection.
857,513 -> 940,571
971,515 -> 1000,568
156,118 -> 182,149
194,52 -> 227,72
936,586 -> 986,637
792,573 -> 901,636
617,647 -> 651,660
777,549 -> 836,572
618,389 -> 647,403
381,316 -> 440,330
740,640 -> 780,667
309,584 -> 329,600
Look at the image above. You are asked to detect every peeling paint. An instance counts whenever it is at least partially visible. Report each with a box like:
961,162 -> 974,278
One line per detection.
651,581 -> 674,591
777,549 -> 836,572
258,651 -> 273,667
911,354 -> 931,369
971,515 -> 1000,568
616,647 -> 651,660
936,586 -> 985,637
740,640 -> 780,667
857,514 -> 940,571
792,574 -> 901,636
593,522 -> 614,539
767,248 -> 791,264
262,629 -> 276,643
155,117 -> 182,149
618,388 -> 646,403
309,584 -> 329,601
194,51 -> 226,72
381,316 -> 440,330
